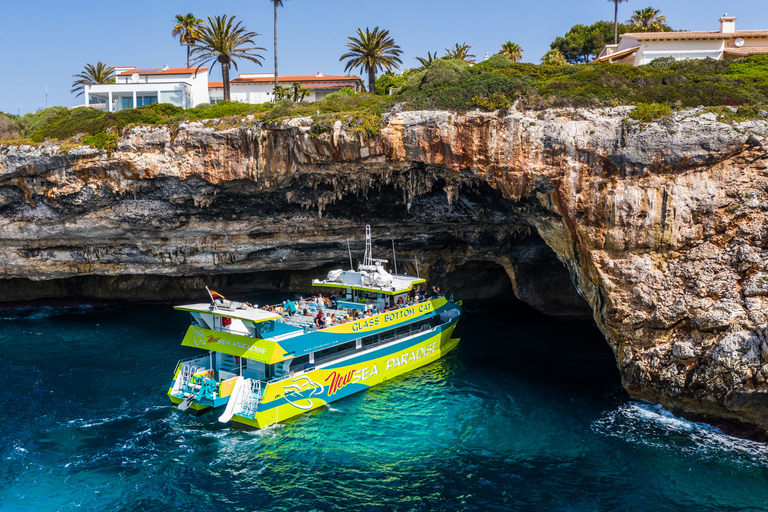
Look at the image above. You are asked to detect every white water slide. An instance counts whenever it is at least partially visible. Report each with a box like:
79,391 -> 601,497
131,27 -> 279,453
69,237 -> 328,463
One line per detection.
217,377 -> 246,423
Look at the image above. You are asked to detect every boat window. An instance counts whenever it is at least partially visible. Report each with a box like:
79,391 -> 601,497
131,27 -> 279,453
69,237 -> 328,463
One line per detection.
315,341 -> 356,365
289,354 -> 310,372
362,333 -> 378,347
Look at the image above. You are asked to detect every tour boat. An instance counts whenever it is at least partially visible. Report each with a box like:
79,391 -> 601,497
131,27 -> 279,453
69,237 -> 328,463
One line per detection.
167,226 -> 462,429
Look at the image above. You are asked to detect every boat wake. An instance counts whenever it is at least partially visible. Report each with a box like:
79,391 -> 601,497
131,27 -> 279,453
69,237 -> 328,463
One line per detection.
591,401 -> 768,467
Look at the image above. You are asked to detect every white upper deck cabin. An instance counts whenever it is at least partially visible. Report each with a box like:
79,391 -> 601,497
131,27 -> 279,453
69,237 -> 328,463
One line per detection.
312,226 -> 426,312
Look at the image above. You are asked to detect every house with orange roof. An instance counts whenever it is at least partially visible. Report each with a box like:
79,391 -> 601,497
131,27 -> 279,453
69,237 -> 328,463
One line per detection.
595,15 -> 768,65
85,65 -> 210,112
207,72 -> 363,104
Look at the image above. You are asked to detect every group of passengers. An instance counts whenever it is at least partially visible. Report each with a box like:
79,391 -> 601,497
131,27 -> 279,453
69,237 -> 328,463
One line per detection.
258,286 -> 444,330
277,294 -> 336,317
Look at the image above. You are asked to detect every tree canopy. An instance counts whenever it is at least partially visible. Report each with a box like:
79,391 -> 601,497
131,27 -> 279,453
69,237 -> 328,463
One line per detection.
172,13 -> 205,67
190,15 -> 265,101
549,21 -> 632,64
500,42 -> 524,62
340,26 -> 403,93
444,43 -> 476,64
71,62 -> 115,97
628,7 -> 671,32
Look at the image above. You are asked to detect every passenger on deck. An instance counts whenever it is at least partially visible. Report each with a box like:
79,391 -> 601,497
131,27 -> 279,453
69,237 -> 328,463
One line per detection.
303,309 -> 311,317
397,296 -> 404,306
431,286 -> 438,297
315,312 -> 326,329
371,306 -> 379,315
330,314 -> 337,325
286,300 -> 297,316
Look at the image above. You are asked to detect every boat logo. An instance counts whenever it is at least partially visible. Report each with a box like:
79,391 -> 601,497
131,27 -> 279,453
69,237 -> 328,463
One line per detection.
283,375 -> 325,410
192,329 -> 206,347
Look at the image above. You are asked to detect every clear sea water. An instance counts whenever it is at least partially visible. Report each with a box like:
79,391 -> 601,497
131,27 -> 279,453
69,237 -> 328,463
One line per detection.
2,294 -> 768,512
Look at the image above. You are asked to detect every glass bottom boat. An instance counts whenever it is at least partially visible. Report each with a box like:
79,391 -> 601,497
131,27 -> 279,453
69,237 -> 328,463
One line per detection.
168,227 -> 462,429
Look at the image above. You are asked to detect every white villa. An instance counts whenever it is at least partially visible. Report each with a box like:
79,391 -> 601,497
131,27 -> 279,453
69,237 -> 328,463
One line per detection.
595,16 -> 768,65
83,67 -> 362,112
208,73 -> 363,104
85,66 -> 210,112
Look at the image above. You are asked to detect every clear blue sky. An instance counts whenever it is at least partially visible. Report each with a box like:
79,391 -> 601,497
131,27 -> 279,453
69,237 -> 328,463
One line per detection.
1,0 -> 766,114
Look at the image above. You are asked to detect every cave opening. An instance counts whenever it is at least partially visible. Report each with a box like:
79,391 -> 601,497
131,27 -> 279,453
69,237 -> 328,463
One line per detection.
440,249 -> 620,396
454,296 -> 621,398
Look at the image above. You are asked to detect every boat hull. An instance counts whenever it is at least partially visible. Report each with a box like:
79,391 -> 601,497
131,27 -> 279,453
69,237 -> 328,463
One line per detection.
231,321 -> 459,430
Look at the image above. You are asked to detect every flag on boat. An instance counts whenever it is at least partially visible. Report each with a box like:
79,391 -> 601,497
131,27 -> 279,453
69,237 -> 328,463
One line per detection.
206,286 -> 225,302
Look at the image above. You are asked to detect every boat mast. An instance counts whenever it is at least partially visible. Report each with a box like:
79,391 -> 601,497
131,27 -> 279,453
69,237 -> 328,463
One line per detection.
347,237 -> 354,270
391,237 -> 398,275
363,225 -> 373,268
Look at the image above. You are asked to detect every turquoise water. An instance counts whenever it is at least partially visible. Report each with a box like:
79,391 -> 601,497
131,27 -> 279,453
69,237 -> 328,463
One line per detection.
2,297 -> 768,511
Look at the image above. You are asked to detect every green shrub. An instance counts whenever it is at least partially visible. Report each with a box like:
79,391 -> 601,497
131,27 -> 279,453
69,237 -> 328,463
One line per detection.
0,112 -> 24,140
472,54 -> 514,71
82,131 -> 119,150
468,92 -> 511,110
324,87 -> 358,100
630,102 -> 672,122
138,103 -> 184,116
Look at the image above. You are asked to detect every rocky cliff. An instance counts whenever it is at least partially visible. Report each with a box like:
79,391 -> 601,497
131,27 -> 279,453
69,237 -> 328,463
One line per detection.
1,107 -> 767,436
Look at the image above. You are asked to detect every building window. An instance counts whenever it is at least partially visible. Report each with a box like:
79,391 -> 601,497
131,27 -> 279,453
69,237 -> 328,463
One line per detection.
137,95 -> 158,107
121,97 -> 134,110
159,91 -> 182,106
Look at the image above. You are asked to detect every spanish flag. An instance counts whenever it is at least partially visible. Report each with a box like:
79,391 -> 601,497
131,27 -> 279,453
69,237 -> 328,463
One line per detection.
206,286 -> 225,302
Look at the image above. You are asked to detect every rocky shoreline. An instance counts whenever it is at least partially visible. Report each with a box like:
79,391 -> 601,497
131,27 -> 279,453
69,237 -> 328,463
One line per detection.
1,107 -> 767,436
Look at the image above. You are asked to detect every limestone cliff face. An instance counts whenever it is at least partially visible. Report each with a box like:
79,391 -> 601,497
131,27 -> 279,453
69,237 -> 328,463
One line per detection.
1,107 -> 767,435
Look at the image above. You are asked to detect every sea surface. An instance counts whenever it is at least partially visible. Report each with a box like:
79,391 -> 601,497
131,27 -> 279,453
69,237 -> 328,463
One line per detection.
2,295 -> 768,512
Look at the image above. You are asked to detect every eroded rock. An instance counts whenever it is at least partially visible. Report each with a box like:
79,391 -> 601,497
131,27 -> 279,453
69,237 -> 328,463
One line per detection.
1,107 -> 767,435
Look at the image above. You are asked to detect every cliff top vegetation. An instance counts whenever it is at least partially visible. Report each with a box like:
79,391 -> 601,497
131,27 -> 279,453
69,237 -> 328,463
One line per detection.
2,54 -> 767,146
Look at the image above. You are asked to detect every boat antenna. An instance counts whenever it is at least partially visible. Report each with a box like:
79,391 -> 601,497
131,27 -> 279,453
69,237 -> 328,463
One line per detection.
415,255 -> 420,278
363,225 -> 373,267
346,237 -> 354,270
391,237 -> 398,275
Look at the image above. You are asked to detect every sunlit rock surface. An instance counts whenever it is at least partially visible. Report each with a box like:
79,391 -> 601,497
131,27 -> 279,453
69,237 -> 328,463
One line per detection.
1,107 -> 767,435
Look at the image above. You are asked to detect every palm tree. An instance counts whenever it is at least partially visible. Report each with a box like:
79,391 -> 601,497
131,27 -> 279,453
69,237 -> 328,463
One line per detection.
172,13 -> 205,68
415,51 -> 440,70
608,0 -> 629,43
541,49 -> 567,65
70,62 -> 115,97
444,43 -> 476,64
269,0 -> 290,91
500,42 -> 524,62
628,7 -> 667,32
340,27 -> 403,94
190,15 -> 266,101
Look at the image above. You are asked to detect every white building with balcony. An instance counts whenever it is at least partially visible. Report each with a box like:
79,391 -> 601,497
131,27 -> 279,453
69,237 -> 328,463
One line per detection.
207,73 -> 363,104
595,16 -> 768,65
85,66 -> 210,112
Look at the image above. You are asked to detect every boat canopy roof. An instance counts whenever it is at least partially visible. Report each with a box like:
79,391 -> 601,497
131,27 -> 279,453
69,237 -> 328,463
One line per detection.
312,269 -> 426,296
174,303 -> 281,324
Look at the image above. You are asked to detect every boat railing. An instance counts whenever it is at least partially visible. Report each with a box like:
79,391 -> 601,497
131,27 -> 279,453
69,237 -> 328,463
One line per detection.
242,379 -> 263,418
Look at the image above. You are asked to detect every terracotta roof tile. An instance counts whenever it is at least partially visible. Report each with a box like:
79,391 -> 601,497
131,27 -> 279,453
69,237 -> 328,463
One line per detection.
116,67 -> 208,76
624,30 -> 768,41
723,46 -> 768,55
231,74 -> 359,83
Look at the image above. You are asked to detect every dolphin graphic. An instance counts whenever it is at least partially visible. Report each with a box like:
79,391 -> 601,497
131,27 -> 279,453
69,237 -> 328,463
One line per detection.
283,375 -> 325,410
